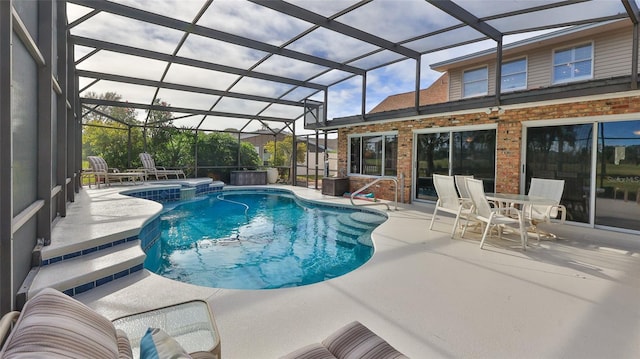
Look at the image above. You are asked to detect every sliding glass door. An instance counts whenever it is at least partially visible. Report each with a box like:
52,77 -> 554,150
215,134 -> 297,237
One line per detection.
525,119 -> 640,231
525,124 -> 592,223
595,121 -> 640,230
414,127 -> 496,201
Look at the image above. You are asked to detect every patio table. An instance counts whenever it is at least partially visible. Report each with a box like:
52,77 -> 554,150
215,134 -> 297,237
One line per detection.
486,193 -> 557,208
112,300 -> 220,358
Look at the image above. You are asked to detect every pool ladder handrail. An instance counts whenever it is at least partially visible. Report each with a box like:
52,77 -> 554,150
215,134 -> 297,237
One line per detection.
216,194 -> 249,219
350,176 -> 398,211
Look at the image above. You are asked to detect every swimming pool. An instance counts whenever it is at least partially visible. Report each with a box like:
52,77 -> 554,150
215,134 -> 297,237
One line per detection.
145,189 -> 387,289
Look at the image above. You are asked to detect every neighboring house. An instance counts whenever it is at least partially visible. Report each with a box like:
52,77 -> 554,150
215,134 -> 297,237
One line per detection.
241,130 -> 338,176
328,19 -> 640,233
296,137 -> 339,177
369,73 -> 449,113
240,130 -> 289,165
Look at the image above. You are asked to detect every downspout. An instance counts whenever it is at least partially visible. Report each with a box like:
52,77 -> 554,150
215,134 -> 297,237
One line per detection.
415,57 -> 421,111
632,22 -> 638,89
495,37 -> 503,106
361,72 -> 367,119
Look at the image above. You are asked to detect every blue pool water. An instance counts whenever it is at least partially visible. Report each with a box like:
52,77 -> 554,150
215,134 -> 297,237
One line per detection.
145,190 -> 387,289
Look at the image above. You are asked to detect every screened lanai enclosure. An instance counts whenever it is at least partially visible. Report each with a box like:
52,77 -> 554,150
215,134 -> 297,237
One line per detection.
71,0 -> 640,183
3,0 -> 640,312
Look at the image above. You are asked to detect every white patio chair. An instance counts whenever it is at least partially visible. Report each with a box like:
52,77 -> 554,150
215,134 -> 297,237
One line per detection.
463,178 -> 527,250
429,174 -> 472,238
454,175 -> 473,199
523,178 -> 567,241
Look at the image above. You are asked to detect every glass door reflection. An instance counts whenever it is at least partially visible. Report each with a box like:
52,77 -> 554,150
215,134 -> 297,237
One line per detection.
595,120 -> 640,230
415,132 -> 449,200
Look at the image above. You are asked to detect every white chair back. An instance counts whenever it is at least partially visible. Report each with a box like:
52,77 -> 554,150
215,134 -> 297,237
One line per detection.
527,178 -> 565,218
454,175 -> 473,198
466,178 -> 492,218
433,174 -> 460,211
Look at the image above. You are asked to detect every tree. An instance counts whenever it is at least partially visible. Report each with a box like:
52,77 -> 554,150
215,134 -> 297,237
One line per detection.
195,132 -> 261,180
143,99 -> 194,171
264,135 -> 307,166
82,92 -> 143,169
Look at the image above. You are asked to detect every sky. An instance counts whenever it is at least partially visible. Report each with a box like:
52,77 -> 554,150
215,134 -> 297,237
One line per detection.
67,0 -> 632,135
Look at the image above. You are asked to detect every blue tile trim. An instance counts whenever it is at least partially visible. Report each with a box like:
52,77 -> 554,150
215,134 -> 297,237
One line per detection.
125,188 -> 182,203
63,251 -> 81,260
41,237 -> 136,266
65,263 -> 143,297
114,269 -> 129,280
140,217 -> 161,251
82,247 -> 97,255
73,282 -> 94,295
96,275 -> 113,287
98,242 -> 113,250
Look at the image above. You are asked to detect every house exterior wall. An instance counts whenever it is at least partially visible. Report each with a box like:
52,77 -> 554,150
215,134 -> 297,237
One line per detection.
338,92 -> 640,203
449,26 -> 634,100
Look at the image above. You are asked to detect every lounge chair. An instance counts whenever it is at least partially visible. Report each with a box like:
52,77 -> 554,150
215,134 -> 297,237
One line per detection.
523,178 -> 567,241
87,156 -> 146,188
280,321 -> 408,359
139,152 -> 186,180
0,288 -> 220,359
429,174 -> 473,238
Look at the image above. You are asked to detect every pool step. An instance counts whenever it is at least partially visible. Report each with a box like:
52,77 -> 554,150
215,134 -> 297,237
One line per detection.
335,224 -> 367,238
349,212 -> 386,226
337,215 -> 373,231
331,228 -> 376,249
26,240 -> 145,301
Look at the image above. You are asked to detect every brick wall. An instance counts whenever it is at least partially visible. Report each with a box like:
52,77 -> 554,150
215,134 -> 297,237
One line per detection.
338,94 -> 640,203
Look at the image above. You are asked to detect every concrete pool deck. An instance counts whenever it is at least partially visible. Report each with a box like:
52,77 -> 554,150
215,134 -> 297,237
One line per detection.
68,183 -> 640,358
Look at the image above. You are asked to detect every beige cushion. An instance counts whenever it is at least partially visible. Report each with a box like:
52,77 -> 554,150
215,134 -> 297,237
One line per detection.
0,288 -> 120,359
189,351 -> 220,359
322,321 -> 408,359
280,343 -> 337,359
116,329 -> 134,359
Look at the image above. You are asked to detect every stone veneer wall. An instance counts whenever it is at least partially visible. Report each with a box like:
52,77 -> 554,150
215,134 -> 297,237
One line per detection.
338,94 -> 640,203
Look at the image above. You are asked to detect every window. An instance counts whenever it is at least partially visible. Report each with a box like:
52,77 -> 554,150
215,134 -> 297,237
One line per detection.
462,67 -> 488,98
348,133 -> 398,176
501,58 -> 527,92
553,43 -> 593,84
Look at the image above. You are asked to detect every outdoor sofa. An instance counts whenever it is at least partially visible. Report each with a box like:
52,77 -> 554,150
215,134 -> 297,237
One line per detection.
280,321 -> 408,359
0,288 -> 218,359
0,288 -> 407,359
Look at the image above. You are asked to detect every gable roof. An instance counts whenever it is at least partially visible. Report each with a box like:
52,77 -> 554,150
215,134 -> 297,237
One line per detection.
369,73 -> 449,114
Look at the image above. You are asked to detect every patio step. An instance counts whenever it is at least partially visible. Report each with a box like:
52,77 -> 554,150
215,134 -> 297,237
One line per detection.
27,240 -> 145,300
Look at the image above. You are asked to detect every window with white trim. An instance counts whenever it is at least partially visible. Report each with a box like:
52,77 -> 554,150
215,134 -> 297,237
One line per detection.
462,66 -> 488,98
349,133 -> 398,176
501,58 -> 527,92
553,43 -> 593,84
